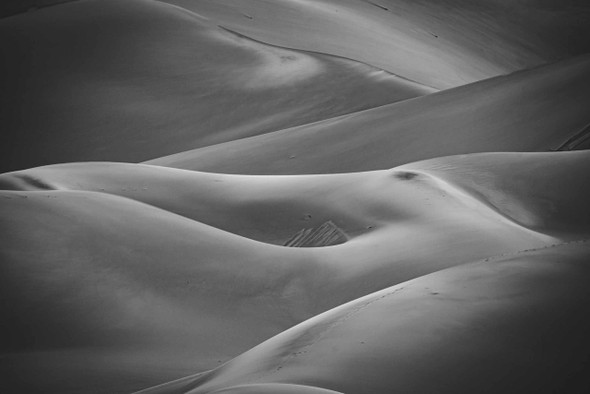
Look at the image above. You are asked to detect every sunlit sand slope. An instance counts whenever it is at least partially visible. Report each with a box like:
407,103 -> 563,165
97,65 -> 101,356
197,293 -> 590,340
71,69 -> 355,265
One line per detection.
0,191 -> 323,393
146,240 -> 590,394
149,55 -> 590,174
0,0 -> 429,173
4,151 -> 590,242
2,151 -> 589,392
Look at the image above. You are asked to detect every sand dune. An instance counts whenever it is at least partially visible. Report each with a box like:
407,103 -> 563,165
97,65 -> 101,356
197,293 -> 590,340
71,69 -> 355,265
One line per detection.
0,190 -> 323,392
2,1 -> 589,393
2,151 -> 589,392
4,0 -> 590,173
5,151 -> 589,245
161,0 -> 590,89
0,0 -> 430,173
152,240 -> 590,394
402,151 -> 590,238
148,54 -> 590,174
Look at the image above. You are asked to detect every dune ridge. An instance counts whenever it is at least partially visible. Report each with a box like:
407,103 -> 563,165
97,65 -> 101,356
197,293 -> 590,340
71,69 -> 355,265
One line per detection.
5,151 -> 589,244
0,0 -> 429,174
160,0 -> 590,88
2,151 -> 590,392
148,54 -> 590,174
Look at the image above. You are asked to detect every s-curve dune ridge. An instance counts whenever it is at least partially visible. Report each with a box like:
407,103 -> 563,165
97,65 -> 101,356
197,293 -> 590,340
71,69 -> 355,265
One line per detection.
2,151 -> 590,393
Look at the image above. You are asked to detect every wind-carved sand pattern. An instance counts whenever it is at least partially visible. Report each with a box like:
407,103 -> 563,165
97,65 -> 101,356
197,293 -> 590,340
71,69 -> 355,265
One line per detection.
284,220 -> 348,247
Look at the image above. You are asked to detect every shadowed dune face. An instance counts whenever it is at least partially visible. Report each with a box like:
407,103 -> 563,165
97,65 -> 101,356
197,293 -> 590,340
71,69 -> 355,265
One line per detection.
3,0 -> 590,173
0,0 -> 430,173
162,0 -> 590,88
148,54 -> 590,174
0,0 -> 72,18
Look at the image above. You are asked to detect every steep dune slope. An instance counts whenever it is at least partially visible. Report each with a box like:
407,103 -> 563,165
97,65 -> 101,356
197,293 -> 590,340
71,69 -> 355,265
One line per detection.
152,240 -> 590,394
2,151 -> 589,392
162,0 -> 590,88
0,0 -> 429,173
149,54 -> 590,174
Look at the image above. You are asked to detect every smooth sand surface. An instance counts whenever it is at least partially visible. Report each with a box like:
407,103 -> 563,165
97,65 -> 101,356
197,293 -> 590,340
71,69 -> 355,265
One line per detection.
0,0 -> 430,173
161,240 -> 590,394
161,0 -> 590,89
148,54 -> 590,174
2,151 -> 589,392
5,150 -> 590,242
0,190 -> 320,392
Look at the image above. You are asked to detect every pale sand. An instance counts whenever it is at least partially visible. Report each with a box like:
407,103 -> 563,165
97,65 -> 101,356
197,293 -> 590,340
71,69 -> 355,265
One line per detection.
2,151 -> 589,392
166,241 -> 590,394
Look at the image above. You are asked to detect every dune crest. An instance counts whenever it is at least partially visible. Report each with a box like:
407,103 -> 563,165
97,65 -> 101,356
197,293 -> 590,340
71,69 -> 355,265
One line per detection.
3,151 -> 590,392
